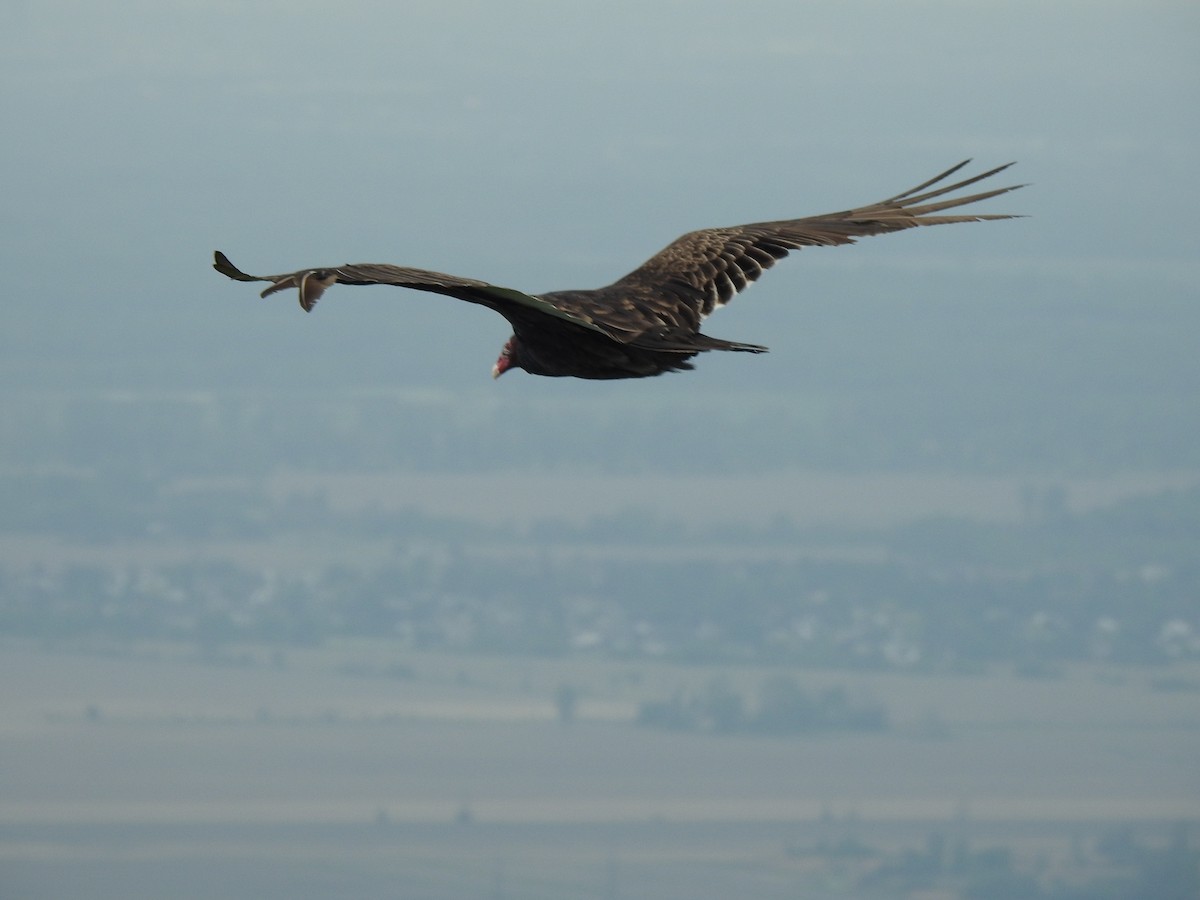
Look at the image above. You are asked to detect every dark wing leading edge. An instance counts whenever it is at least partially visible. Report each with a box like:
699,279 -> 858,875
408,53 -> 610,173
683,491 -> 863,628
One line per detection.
212,251 -> 614,336
582,160 -> 1022,342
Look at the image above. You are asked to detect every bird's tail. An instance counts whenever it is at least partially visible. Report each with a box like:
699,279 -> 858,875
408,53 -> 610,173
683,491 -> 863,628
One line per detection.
634,331 -> 769,354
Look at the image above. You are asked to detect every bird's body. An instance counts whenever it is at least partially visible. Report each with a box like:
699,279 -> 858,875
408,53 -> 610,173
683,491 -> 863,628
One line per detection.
214,161 -> 1021,380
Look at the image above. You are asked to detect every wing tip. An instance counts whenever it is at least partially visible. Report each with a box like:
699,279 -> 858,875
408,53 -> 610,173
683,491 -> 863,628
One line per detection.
213,250 -> 257,282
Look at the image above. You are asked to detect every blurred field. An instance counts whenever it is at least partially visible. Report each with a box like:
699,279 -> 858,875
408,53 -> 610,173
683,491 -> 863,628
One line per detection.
2,641 -> 1197,898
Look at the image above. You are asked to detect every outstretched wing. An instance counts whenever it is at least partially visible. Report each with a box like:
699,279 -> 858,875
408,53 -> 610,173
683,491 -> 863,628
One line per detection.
212,251 -> 614,336
595,160 -> 1022,335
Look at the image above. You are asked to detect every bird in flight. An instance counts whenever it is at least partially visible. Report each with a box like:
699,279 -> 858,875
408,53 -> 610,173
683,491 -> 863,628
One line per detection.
214,160 -> 1021,380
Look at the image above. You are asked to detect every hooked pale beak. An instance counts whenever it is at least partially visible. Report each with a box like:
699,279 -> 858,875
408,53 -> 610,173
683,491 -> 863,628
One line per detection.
492,349 -> 514,379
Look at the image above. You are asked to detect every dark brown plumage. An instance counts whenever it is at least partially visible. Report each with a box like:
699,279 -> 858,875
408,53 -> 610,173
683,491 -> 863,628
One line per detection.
214,160 -> 1022,380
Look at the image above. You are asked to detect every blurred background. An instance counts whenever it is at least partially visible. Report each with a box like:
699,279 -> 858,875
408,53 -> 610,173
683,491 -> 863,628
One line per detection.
2,2 -> 1198,898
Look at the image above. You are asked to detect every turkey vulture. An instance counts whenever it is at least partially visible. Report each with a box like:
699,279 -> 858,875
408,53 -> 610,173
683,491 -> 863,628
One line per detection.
214,160 -> 1021,380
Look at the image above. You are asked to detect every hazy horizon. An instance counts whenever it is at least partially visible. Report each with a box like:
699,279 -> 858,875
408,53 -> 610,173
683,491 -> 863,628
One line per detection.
3,2 -> 1198,898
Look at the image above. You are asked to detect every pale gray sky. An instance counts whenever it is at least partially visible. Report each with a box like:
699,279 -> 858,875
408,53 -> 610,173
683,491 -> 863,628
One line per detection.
3,14 -> 1199,898
2,0 -> 1197,394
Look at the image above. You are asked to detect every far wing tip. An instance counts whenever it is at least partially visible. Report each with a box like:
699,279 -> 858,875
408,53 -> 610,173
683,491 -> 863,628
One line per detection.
213,250 -> 258,282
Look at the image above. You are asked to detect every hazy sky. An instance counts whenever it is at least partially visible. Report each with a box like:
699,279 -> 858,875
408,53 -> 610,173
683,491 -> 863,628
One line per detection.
2,0 -> 1197,394
3,13 -> 1199,896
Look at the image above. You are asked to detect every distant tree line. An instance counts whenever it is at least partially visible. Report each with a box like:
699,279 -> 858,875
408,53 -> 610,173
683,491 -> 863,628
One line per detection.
1,466 -> 1198,669
635,675 -> 887,736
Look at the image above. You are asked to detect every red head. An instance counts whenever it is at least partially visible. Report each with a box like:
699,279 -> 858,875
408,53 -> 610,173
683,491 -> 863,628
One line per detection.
492,336 -> 519,379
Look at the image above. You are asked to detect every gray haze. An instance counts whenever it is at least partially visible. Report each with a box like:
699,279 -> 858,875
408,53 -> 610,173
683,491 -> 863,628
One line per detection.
3,0 -> 1197,395
2,2 -> 1199,898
